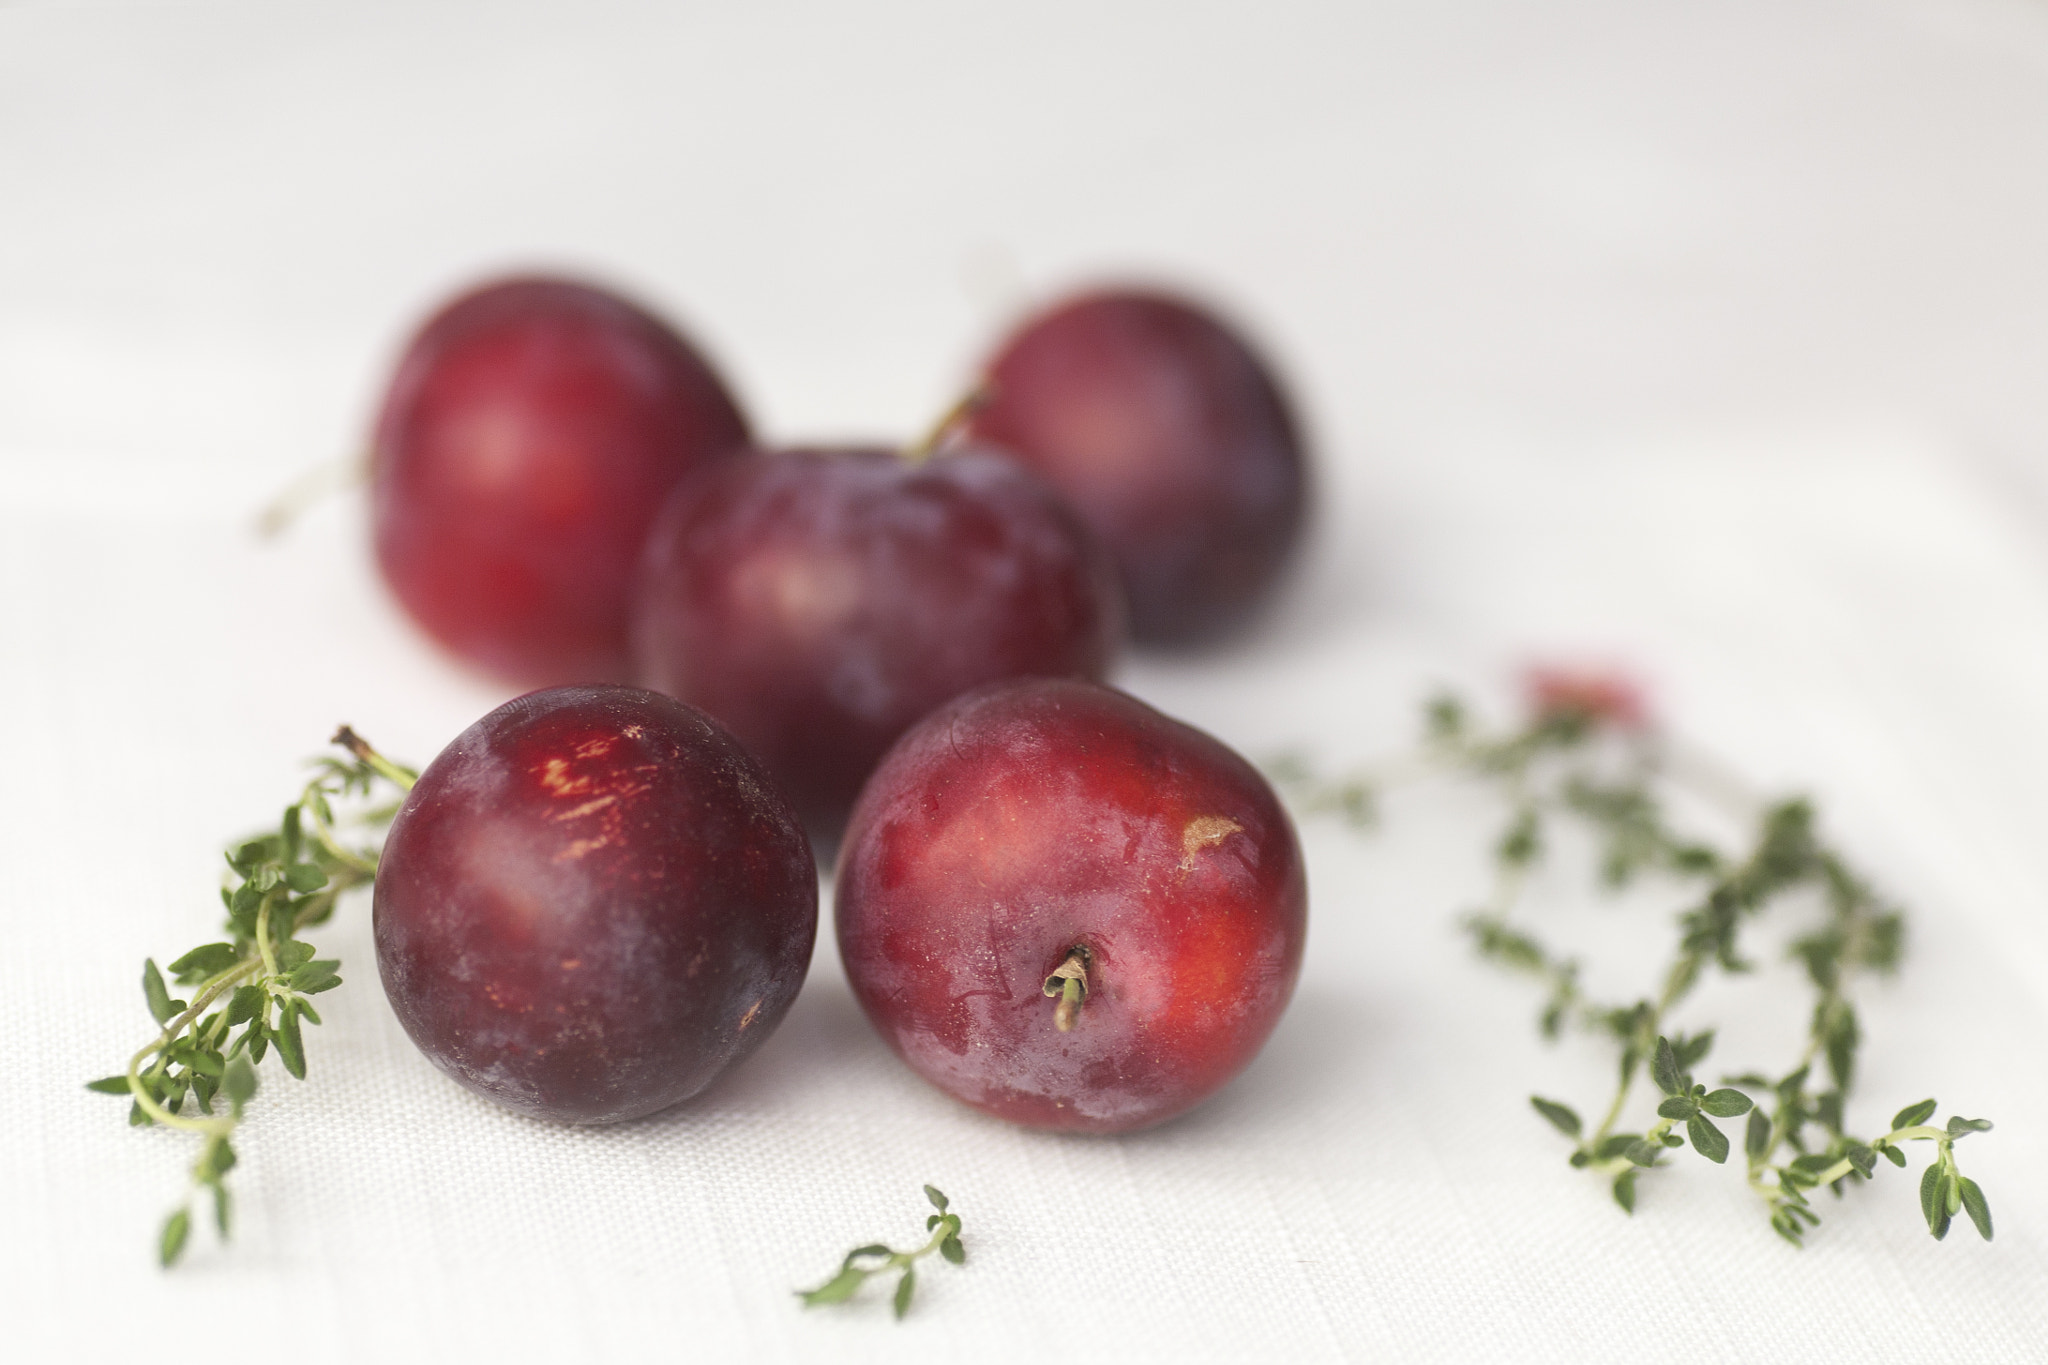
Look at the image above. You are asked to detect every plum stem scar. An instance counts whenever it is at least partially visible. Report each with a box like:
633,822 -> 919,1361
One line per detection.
1042,948 -> 1090,1032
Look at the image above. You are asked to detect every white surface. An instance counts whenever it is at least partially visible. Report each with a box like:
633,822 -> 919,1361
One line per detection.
6,2 -> 2048,1360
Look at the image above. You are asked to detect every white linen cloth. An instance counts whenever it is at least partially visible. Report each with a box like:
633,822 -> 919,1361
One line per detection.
5,2 -> 2046,1360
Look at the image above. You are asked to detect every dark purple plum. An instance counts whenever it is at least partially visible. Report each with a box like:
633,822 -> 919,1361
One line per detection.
373,685 -> 815,1123
964,288 -> 1309,644
631,446 -> 1123,835
371,277 -> 749,686
836,677 -> 1307,1133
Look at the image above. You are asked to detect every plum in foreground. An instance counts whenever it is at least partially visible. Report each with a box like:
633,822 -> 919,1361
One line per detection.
374,685 -> 816,1123
964,288 -> 1308,644
633,446 -> 1123,836
371,276 -> 749,686
835,677 -> 1307,1133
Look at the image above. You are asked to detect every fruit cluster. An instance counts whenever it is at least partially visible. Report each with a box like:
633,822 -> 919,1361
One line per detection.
366,275 -> 1312,1134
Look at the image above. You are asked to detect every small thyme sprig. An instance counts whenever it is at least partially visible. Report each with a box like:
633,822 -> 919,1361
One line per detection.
88,727 -> 414,1266
799,1186 -> 966,1319
1276,674 -> 1996,1246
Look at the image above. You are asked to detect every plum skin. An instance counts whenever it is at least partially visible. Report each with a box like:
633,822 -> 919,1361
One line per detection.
373,685 -> 816,1124
632,446 -> 1124,837
835,677 -> 1307,1133
371,276 -> 749,686
964,288 -> 1309,645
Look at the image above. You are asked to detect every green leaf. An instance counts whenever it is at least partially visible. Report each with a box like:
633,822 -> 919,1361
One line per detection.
1745,1108 -> 1771,1159
275,939 -> 316,971
940,1234 -> 965,1265
1687,1115 -> 1731,1164
212,1182 -> 232,1238
1824,1001 -> 1859,1090
1673,1030 -> 1715,1070
1624,1139 -> 1663,1167
143,959 -> 174,1025
275,1005 -> 306,1080
226,984 -> 265,1027
798,1267 -> 865,1307
85,1075 -> 133,1095
167,943 -> 240,985
1700,1088 -> 1753,1119
200,1138 -> 237,1182
223,1055 -> 258,1109
1946,1116 -> 1993,1138
1651,1037 -> 1684,1097
1881,1144 -> 1907,1168
1530,1096 -> 1582,1138
1612,1169 -> 1637,1214
841,1244 -> 892,1270
1594,1134 -> 1637,1161
289,960 -> 342,993
1425,693 -> 1466,740
1497,808 -> 1540,868
160,1209 -> 190,1267
1959,1178 -> 1993,1241
284,863 -> 328,893
924,1184 -> 949,1213
1892,1099 -> 1938,1132
1788,1154 -> 1834,1183
185,1049 -> 225,1078
1656,1095 -> 1697,1121
892,1267 -> 916,1320
1919,1162 -> 1941,1227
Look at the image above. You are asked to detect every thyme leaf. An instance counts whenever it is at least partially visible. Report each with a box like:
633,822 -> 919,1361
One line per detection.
798,1186 -> 966,1319
90,728 -> 414,1266
1275,674 -> 1996,1247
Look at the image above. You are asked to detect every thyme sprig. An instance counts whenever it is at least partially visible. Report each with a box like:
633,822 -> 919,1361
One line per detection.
88,728 -> 414,1265
1278,675 -> 1995,1246
799,1186 -> 966,1319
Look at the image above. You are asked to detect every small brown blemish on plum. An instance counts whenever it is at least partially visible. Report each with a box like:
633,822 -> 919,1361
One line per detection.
560,958 -> 581,970
1179,815 -> 1243,871
737,999 -> 763,1030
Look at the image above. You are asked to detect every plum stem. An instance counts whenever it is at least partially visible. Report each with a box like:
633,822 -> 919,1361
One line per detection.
332,726 -> 418,794
1042,949 -> 1089,1032
254,450 -> 369,539
902,384 -> 991,465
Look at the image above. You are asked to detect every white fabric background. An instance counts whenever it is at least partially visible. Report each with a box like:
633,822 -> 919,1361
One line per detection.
6,1 -> 2048,1359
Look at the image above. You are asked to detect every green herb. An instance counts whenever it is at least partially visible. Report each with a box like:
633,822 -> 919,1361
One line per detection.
1275,677 -> 1995,1246
799,1185 -> 966,1319
89,727 -> 414,1266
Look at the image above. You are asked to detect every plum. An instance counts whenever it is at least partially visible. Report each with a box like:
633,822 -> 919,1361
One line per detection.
371,276 -> 749,686
964,288 -> 1309,644
631,446 -> 1123,837
835,677 -> 1307,1133
373,685 -> 815,1123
